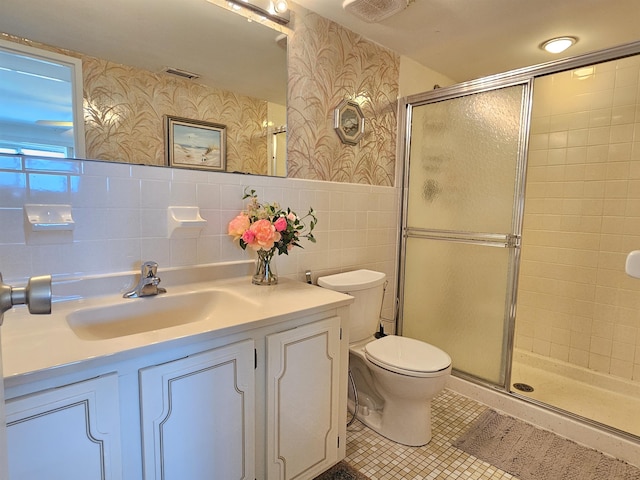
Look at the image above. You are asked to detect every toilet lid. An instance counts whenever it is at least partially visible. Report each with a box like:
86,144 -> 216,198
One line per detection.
364,335 -> 451,376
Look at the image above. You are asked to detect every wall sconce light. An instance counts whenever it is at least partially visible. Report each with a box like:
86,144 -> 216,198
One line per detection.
540,36 -> 577,54
224,0 -> 290,24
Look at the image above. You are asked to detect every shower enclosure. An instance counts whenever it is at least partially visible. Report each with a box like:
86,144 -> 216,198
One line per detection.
398,42 -> 640,439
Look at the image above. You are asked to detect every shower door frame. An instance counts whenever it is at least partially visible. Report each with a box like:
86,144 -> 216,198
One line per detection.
397,78 -> 533,390
396,40 -> 640,395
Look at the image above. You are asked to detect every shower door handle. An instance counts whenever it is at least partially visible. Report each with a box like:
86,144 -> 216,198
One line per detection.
405,228 -> 520,249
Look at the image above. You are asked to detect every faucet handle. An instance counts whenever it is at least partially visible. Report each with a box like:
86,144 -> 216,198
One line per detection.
123,261 -> 165,298
141,261 -> 159,278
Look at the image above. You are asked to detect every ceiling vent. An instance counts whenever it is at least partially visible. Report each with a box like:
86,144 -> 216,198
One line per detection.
342,0 -> 408,23
163,67 -> 200,80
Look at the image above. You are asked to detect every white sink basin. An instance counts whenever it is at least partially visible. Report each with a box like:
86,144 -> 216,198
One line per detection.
66,289 -> 243,340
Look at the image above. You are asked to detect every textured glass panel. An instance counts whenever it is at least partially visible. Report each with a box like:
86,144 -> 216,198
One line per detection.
407,85 -> 525,233
402,238 -> 511,384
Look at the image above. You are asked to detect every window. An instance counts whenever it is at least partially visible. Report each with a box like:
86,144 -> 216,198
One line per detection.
0,39 -> 85,158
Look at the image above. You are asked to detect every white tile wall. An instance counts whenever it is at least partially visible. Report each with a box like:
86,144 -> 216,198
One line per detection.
0,156 -> 401,320
515,53 -> 640,382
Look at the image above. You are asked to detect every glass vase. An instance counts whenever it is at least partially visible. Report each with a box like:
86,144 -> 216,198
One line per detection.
253,249 -> 278,285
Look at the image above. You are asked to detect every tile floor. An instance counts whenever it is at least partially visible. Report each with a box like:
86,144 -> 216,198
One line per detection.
345,389 -> 516,480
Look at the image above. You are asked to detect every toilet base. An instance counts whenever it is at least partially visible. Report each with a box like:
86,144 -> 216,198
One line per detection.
347,341 -> 449,447
348,397 -> 433,447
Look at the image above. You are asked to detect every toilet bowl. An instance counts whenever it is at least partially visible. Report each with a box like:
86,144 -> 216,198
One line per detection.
318,270 -> 451,446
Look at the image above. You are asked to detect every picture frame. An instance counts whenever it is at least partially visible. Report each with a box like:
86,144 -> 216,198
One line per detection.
165,115 -> 226,171
333,99 -> 365,145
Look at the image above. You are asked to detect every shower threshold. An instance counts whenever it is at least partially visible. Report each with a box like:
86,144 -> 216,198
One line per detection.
511,351 -> 640,438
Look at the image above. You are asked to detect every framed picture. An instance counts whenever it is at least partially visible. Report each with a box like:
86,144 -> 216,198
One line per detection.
334,99 -> 365,145
165,115 -> 226,171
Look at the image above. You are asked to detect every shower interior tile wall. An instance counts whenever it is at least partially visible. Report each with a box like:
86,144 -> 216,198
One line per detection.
0,158 -> 400,321
516,54 -> 640,382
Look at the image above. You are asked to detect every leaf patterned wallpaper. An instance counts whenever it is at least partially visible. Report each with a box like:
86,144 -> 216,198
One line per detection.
288,8 -> 400,186
83,58 -> 268,174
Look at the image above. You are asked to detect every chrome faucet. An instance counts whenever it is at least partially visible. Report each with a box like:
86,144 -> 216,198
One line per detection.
123,261 -> 167,298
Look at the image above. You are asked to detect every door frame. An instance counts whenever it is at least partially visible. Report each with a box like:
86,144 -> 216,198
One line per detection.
0,327 -> 8,477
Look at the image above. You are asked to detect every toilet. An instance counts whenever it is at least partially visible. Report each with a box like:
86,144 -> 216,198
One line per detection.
318,269 -> 451,446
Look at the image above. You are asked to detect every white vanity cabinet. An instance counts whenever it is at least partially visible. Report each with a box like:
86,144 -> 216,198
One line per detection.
3,274 -> 352,480
5,373 -> 121,480
266,316 -> 343,480
136,314 -> 346,480
139,339 -> 255,480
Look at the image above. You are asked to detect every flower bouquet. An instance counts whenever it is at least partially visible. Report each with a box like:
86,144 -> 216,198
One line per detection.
228,188 -> 317,285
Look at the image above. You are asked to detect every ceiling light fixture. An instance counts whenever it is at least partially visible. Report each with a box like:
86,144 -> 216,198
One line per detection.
272,0 -> 288,14
224,0 -> 289,24
540,36 -> 577,54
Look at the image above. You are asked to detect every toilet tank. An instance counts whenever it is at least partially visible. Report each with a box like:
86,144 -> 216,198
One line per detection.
317,270 -> 386,343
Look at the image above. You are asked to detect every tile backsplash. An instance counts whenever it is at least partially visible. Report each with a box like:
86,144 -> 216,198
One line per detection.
0,156 -> 400,319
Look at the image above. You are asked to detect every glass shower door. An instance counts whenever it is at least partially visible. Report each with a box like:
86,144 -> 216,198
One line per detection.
399,83 -> 530,385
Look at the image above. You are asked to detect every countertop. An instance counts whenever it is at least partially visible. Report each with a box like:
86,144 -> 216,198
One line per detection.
2,263 -> 353,386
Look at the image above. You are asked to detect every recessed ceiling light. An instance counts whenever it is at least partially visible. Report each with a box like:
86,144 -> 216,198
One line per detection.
540,36 -> 577,54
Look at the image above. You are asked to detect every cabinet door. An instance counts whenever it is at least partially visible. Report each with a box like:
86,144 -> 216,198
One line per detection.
139,339 -> 255,480
6,374 -> 122,480
266,317 -> 341,480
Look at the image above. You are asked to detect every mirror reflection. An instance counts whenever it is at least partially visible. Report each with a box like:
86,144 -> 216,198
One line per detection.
0,0 -> 288,176
0,40 -> 85,158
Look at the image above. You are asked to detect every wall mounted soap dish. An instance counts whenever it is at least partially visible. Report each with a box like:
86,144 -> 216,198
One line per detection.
168,206 -> 207,238
24,204 -> 75,232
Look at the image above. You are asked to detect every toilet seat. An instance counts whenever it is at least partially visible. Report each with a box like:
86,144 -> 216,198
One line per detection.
364,335 -> 451,378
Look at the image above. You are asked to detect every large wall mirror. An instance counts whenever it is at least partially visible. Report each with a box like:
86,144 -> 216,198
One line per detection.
0,0 -> 288,177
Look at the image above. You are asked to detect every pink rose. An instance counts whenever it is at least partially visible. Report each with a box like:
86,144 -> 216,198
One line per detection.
249,219 -> 277,250
274,216 -> 287,232
241,229 -> 255,244
287,212 -> 297,222
228,214 -> 250,239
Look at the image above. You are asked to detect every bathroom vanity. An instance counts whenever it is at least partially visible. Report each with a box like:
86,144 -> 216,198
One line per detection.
2,262 -> 353,480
